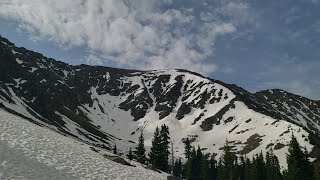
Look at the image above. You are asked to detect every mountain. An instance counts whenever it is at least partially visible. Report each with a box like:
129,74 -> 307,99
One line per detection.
256,89 -> 320,133
0,35 -> 319,168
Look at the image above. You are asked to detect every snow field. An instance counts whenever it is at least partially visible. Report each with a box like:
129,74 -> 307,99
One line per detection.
0,109 -> 168,179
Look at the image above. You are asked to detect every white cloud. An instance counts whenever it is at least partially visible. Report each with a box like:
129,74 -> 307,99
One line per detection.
0,0 -> 243,75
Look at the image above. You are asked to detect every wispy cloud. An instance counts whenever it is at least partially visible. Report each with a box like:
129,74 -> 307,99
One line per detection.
0,0 -> 252,75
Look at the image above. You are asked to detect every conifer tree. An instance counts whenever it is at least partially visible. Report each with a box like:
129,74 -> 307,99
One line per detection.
271,153 -> 282,180
159,124 -> 170,172
173,159 -> 182,177
171,141 -> 174,174
178,159 -> 182,177
286,134 -> 313,180
266,150 -> 282,180
239,155 -> 246,180
314,164 -> 320,180
195,146 -> 203,178
217,140 -> 235,180
255,151 -> 266,180
127,148 -> 133,160
149,126 -> 161,169
182,138 -> 192,178
184,138 -> 192,159
250,155 -> 258,180
244,157 -> 251,180
201,153 -> 210,180
218,140 -> 235,180
136,131 -> 146,164
113,143 -> 117,155
173,159 -> 178,176
187,147 -> 197,180
209,154 -> 217,180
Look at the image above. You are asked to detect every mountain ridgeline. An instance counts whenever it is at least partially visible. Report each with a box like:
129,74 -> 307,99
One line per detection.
0,35 -> 319,168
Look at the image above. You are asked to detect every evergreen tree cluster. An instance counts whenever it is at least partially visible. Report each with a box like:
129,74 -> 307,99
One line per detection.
128,125 -> 172,173
127,128 -> 320,180
135,130 -> 147,164
149,124 -> 171,172
176,136 -> 319,180
283,134 -> 316,180
184,145 -> 217,180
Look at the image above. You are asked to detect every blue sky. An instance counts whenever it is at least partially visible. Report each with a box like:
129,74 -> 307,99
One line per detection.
0,0 -> 319,99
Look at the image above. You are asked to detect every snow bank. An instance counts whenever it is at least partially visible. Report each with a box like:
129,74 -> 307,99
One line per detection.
0,110 -> 168,180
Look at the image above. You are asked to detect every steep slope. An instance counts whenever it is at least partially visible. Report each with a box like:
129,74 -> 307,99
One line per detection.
0,35 -> 319,168
0,109 -> 168,179
256,89 -> 320,134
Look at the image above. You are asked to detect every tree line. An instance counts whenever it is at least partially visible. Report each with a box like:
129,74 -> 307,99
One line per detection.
123,125 -> 319,180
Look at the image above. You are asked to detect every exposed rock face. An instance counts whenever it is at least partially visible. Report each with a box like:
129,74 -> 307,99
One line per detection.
0,35 -> 319,168
255,89 -> 320,133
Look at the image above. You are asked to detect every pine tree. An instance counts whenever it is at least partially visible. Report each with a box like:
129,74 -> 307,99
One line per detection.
195,146 -> 203,178
182,138 -> 192,178
136,131 -> 146,164
127,148 -> 133,160
184,138 -> 192,159
314,164 -> 320,180
239,155 -> 246,180
270,152 -> 282,180
217,140 -> 235,180
286,134 -> 313,180
202,153 -> 210,180
266,150 -> 282,180
173,159 -> 179,176
209,154 -> 217,180
244,156 -> 251,180
113,143 -> 117,155
149,126 -> 161,169
251,153 -> 265,180
173,159 -> 183,177
187,147 -> 197,180
159,124 -> 170,172
255,151 -> 266,180
178,159 -> 182,177
171,141 -> 174,174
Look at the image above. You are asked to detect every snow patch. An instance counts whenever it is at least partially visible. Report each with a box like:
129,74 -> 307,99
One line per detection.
16,58 -> 23,64
28,67 -> 38,73
12,49 -> 19,55
40,79 -> 47,83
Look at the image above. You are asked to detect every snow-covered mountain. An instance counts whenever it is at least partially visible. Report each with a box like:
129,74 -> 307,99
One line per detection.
0,35 -> 319,169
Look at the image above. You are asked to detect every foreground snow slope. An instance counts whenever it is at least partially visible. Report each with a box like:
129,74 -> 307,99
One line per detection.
0,109 -> 167,180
